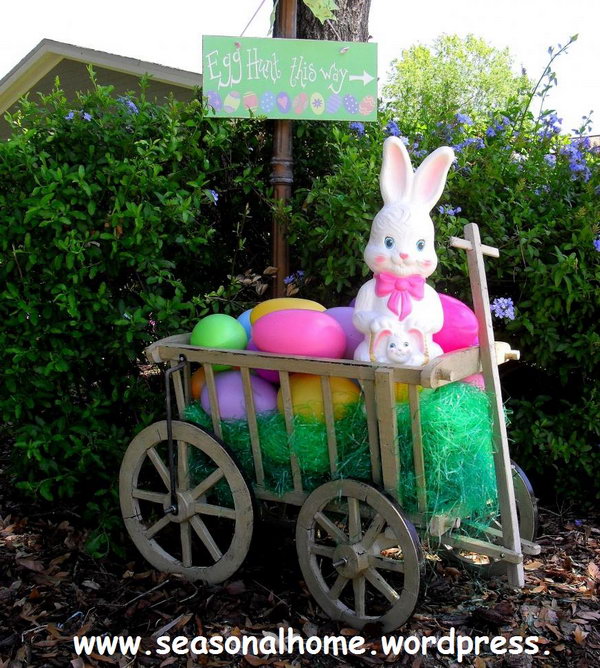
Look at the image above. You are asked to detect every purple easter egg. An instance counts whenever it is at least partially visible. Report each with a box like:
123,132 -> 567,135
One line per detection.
343,94 -> 358,114
325,307 -> 363,359
200,370 -> 277,420
326,93 -> 341,114
247,339 -> 280,384
348,297 -> 356,307
260,91 -> 275,113
276,92 -> 290,113
205,90 -> 222,112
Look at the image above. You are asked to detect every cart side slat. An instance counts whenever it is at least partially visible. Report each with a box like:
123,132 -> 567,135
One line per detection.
240,366 -> 265,488
169,360 -> 187,417
374,368 -> 401,498
320,376 -> 338,476
361,379 -> 381,485
408,385 -> 427,514
202,364 -> 223,440
278,370 -> 303,492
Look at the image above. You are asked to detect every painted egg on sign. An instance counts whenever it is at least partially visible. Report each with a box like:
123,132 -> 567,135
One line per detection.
310,92 -> 325,115
223,91 -> 241,113
276,92 -> 291,113
243,92 -> 259,112
359,95 -> 376,116
205,90 -> 222,112
293,93 -> 309,114
343,94 -> 359,114
326,93 -> 342,114
260,91 -> 275,113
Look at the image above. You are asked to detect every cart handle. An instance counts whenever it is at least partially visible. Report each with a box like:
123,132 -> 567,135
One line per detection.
450,236 -> 499,258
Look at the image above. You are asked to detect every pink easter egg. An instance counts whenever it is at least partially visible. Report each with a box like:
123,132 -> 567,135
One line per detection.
359,95 -> 375,116
247,339 -> 280,384
276,92 -> 290,113
293,93 -> 309,114
462,373 -> 486,391
325,307 -> 363,359
200,370 -> 277,420
253,309 -> 346,359
243,92 -> 259,111
433,294 -> 479,353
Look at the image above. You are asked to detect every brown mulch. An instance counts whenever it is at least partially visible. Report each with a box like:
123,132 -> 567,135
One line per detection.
0,458 -> 598,667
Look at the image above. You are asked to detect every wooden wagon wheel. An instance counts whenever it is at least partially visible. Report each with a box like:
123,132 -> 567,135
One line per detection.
120,420 -> 254,584
441,462 -> 538,575
296,480 -> 423,632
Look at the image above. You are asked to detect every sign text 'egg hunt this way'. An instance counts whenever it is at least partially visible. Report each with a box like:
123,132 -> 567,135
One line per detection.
202,36 -> 378,122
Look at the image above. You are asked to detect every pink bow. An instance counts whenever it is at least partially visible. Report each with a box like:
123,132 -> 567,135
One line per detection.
374,272 -> 425,320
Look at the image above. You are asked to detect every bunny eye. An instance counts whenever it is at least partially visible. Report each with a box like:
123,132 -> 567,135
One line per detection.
389,342 -> 397,348
416,239 -> 426,251
384,236 -> 395,250
403,342 -> 410,348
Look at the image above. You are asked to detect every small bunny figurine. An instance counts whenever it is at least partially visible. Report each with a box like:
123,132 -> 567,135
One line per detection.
353,137 -> 455,364
369,327 -> 425,366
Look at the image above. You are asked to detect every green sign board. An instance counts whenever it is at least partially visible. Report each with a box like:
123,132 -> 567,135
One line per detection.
202,35 -> 377,121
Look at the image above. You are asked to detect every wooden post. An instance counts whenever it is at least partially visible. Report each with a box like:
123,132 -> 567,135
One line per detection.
270,0 -> 297,297
460,223 -> 524,587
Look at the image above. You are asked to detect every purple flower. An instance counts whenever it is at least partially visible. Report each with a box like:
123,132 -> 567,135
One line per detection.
455,112 -> 473,126
284,270 -> 305,285
538,111 -> 562,138
453,137 -> 485,152
561,139 -> 591,182
82,112 -> 92,122
117,96 -> 139,114
349,121 -> 365,137
208,189 -> 219,204
593,237 -> 600,252
544,154 -> 556,167
64,111 -> 75,120
534,185 -> 551,195
490,297 -> 515,320
385,120 -> 400,137
438,205 -> 462,216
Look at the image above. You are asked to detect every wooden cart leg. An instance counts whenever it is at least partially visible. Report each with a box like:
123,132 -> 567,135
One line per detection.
462,223 -> 524,587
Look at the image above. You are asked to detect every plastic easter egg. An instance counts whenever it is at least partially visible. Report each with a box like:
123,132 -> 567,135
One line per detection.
200,370 -> 277,420
276,91 -> 291,113
250,297 -> 325,325
343,94 -> 358,114
462,373 -> 486,391
190,314 -> 248,371
310,92 -> 325,115
326,93 -> 341,114
254,310 -> 346,359
277,374 -> 361,421
191,368 -> 206,401
247,339 -> 280,384
236,309 -> 253,339
205,90 -> 222,112
433,294 -> 479,353
243,91 -> 258,112
395,383 -> 423,403
348,297 -> 356,307
325,307 -> 363,359
260,91 -> 275,113
359,95 -> 376,116
293,93 -> 309,114
223,91 -> 241,113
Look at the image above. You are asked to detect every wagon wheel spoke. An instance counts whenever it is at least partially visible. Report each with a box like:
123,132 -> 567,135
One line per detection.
369,555 -> 405,574
309,543 -> 335,559
315,512 -> 347,544
147,447 -> 171,490
181,522 -> 192,568
190,468 -> 225,500
145,515 -> 171,539
177,440 -> 189,492
132,489 -> 168,504
329,574 -> 349,599
365,567 -> 400,603
194,503 -> 237,520
362,513 -> 386,549
353,575 -> 366,617
190,515 -> 223,561
347,497 -> 362,543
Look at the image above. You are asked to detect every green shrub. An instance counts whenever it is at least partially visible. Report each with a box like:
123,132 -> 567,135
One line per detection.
0,78 -> 273,553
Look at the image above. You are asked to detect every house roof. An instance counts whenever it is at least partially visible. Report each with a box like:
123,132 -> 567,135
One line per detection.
0,39 -> 202,137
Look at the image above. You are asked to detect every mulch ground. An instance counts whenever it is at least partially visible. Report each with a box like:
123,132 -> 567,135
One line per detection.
0,455 -> 598,668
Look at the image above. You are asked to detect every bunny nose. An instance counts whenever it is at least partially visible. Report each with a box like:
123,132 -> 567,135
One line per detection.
399,253 -> 409,260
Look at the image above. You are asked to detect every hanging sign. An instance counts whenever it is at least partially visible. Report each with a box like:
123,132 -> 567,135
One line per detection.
202,35 -> 377,121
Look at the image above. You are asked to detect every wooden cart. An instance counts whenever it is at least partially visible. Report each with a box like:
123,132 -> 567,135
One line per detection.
119,224 -> 540,631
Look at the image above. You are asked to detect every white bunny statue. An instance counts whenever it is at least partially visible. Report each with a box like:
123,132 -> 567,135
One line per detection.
353,137 -> 455,364
368,326 -> 437,367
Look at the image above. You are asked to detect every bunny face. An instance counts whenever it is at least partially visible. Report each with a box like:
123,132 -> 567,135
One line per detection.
386,335 -> 413,364
365,137 -> 454,279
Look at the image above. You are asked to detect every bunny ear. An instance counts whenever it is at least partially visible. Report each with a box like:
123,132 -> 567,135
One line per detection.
380,136 -> 414,205
412,146 -> 455,211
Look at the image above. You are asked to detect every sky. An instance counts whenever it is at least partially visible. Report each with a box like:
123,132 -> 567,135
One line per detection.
1,0 -> 599,133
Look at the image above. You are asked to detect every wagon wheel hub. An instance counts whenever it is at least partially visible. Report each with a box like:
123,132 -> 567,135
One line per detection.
170,491 -> 196,524
332,544 -> 369,579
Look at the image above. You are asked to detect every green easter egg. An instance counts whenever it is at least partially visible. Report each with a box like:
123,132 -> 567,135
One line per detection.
190,314 -> 248,371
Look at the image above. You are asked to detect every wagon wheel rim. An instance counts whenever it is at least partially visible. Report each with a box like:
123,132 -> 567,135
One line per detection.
441,461 -> 538,574
296,480 -> 422,633
119,420 -> 254,584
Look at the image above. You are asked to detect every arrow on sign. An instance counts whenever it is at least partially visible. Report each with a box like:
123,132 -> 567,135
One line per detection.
349,70 -> 375,86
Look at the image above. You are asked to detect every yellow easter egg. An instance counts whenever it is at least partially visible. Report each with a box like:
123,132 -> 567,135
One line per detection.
277,374 -> 361,421
395,383 -> 423,403
310,92 -> 325,116
223,91 -> 241,113
250,297 -> 325,325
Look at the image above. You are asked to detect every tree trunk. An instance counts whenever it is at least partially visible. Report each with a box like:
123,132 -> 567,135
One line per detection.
297,0 -> 372,42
